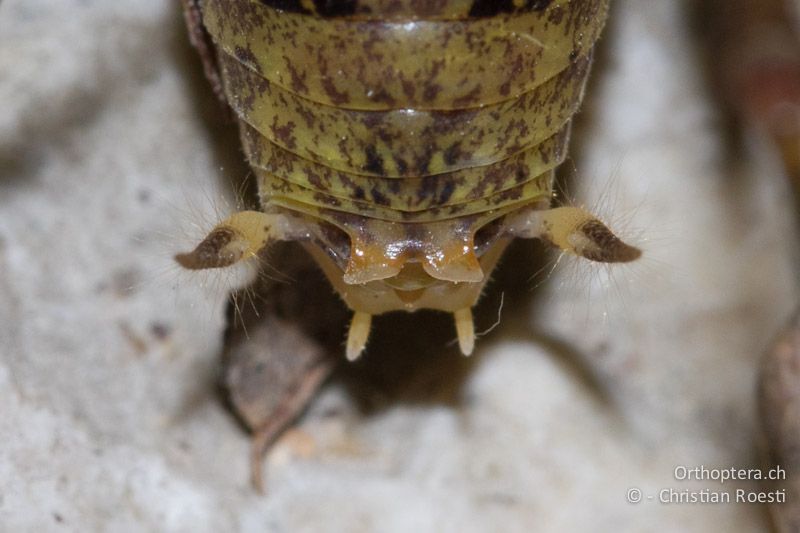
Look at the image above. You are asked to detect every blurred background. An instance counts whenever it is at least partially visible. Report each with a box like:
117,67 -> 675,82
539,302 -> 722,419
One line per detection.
1,0 -> 799,531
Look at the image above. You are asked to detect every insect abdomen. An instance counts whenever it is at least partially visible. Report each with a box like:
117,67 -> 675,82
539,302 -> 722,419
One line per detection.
180,0 -> 638,358
204,0 -> 605,214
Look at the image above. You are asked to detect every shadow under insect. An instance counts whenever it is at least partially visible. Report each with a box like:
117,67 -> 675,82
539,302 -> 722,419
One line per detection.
218,237 -> 558,490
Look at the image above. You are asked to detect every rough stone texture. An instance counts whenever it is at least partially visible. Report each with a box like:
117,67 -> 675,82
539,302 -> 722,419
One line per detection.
0,1 -> 798,531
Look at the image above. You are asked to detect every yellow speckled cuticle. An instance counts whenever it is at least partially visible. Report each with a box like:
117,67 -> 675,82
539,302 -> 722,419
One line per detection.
219,51 -> 590,177
204,0 -> 607,110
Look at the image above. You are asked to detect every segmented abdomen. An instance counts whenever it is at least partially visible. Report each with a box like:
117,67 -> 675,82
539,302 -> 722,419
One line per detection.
202,0 -> 607,229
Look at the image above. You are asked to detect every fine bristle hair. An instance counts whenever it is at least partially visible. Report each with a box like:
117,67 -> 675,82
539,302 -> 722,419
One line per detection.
134,171 -> 294,339
528,156 -> 680,341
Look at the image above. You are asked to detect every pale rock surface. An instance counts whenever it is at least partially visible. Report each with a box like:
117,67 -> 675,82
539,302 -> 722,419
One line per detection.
0,1 -> 797,532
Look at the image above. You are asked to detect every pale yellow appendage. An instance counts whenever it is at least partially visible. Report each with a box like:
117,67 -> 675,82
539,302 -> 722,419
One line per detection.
346,311 -> 372,361
453,308 -> 475,356
175,210 -> 294,269
509,206 -> 641,263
